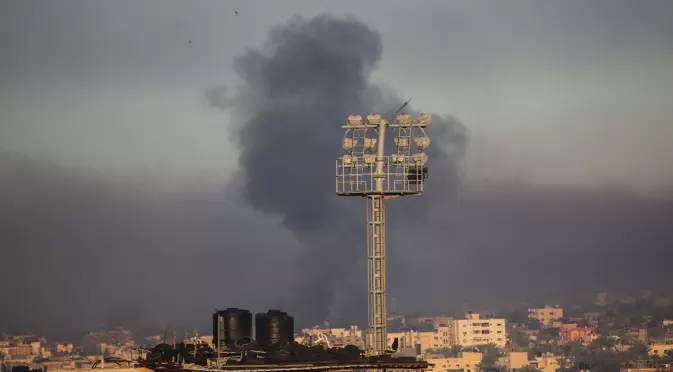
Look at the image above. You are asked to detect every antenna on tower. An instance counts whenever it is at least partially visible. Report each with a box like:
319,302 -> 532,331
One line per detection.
396,97 -> 412,114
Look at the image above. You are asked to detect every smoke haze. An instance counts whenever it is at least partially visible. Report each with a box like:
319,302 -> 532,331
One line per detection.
1,1 -> 673,337
210,14 -> 470,325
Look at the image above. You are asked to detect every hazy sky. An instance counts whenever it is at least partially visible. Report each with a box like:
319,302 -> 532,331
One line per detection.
1,0 -> 673,335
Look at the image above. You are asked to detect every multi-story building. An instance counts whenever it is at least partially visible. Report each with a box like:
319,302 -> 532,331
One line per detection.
528,306 -> 564,327
380,313 -> 508,353
451,312 -> 507,347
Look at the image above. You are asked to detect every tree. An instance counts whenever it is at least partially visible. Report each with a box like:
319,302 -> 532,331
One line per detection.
665,349 -> 673,359
561,341 -> 584,367
478,344 -> 500,368
527,318 -> 541,330
648,326 -> 665,340
516,367 -> 541,372
538,327 -> 559,343
573,343 -> 621,372
625,341 -> 650,363
509,327 -> 530,348
590,336 -> 616,351
530,343 -> 552,358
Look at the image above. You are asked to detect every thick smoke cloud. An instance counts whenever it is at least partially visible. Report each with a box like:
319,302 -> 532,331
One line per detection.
210,13 -> 673,326
0,153 -> 295,337
211,14 -> 468,325
2,152 -> 672,336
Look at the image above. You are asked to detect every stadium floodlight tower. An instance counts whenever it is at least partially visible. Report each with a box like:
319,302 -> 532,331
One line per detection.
336,110 -> 432,356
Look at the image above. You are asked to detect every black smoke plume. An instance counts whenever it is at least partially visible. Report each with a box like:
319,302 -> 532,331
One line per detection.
209,14 -> 468,326
0,153 -> 295,337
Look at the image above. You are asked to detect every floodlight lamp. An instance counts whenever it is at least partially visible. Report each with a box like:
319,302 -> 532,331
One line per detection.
415,137 -> 431,150
391,154 -> 406,164
363,138 -> 377,151
347,115 -> 364,127
366,114 -> 383,125
411,152 -> 428,166
342,154 -> 354,167
363,154 -> 376,164
393,137 -> 409,149
414,113 -> 432,125
343,138 -> 357,151
395,114 -> 412,125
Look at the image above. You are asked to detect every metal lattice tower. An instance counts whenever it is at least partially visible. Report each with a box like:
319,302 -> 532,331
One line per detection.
336,111 -> 432,356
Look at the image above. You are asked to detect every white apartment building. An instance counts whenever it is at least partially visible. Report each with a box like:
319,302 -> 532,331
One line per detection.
452,312 -> 507,347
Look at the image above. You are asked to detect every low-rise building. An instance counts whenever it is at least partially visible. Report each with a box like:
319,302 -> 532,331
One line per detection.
649,343 -> 673,356
55,342 -> 74,354
426,352 -> 482,372
528,306 -> 564,328
530,353 -> 560,372
560,324 -> 595,343
497,351 -> 528,372
387,326 -> 455,354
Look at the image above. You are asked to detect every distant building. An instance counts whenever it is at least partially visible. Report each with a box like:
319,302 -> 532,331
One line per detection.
530,353 -> 560,372
55,342 -> 74,354
452,313 -> 507,348
426,352 -> 482,372
528,306 -> 564,327
559,324 -> 595,343
386,313 -> 506,353
649,343 -> 673,356
497,351 -> 528,372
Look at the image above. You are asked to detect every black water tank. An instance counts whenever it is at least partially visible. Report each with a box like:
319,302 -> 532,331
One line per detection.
255,310 -> 294,350
212,308 -> 253,348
